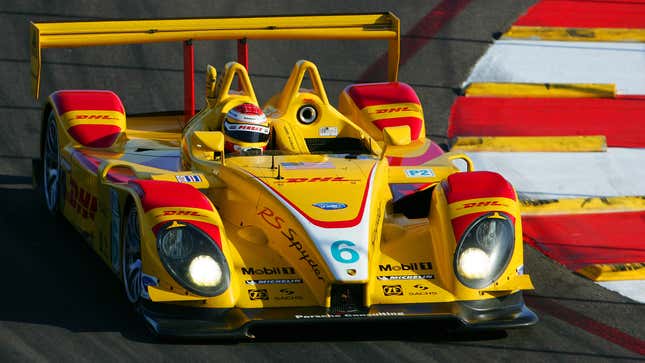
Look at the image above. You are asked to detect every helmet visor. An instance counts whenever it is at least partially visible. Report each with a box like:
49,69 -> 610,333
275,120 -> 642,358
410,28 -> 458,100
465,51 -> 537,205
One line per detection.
224,121 -> 270,143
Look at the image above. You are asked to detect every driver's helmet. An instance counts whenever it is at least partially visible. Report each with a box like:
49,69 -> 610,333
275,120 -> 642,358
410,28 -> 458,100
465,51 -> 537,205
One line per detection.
222,103 -> 270,155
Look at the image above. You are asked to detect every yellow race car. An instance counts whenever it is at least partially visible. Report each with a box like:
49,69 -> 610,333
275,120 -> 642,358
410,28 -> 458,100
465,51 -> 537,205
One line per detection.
31,13 -> 537,338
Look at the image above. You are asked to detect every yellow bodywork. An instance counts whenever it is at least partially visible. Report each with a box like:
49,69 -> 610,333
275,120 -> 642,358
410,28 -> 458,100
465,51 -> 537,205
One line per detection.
48,58 -> 533,310
33,15 -> 534,333
31,13 -> 400,98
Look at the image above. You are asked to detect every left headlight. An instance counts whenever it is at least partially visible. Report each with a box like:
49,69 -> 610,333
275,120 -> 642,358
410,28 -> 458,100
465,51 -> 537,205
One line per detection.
157,222 -> 230,296
454,212 -> 514,289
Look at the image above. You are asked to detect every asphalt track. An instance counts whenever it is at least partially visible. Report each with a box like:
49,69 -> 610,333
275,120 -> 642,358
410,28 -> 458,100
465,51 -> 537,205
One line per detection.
1,1 -> 644,361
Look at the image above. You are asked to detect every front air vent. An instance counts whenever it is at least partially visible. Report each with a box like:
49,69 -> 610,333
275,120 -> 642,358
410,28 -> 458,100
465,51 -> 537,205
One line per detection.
329,284 -> 366,314
392,186 -> 434,219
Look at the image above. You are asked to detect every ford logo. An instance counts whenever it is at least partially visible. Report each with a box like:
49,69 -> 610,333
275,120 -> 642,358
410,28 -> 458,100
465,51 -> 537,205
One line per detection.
313,202 -> 347,210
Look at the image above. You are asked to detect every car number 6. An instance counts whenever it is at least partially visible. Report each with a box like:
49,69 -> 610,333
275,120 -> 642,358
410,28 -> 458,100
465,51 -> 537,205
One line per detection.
331,240 -> 359,263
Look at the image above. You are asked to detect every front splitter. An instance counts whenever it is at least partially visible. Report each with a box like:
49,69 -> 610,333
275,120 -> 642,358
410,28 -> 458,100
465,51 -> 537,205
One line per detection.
139,291 -> 538,339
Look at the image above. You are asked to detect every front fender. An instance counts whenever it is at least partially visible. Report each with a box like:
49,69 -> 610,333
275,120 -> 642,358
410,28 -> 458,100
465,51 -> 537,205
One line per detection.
127,179 -> 236,305
429,171 -> 532,300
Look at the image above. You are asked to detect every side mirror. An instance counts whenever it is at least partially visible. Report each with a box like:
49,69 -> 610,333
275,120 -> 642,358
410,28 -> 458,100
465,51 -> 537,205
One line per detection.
382,125 -> 412,146
191,131 -> 225,162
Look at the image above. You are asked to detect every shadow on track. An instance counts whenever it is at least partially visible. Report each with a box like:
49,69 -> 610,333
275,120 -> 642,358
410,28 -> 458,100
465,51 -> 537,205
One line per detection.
248,321 -> 508,343
0,183 -> 153,342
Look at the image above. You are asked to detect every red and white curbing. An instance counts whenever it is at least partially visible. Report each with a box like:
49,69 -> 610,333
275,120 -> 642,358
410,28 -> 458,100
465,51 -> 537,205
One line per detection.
450,0 -> 645,302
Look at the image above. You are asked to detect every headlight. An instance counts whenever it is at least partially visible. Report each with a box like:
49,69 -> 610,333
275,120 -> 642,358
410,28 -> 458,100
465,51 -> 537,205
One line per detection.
157,223 -> 229,296
454,212 -> 514,289
189,255 -> 222,286
457,247 -> 491,279
159,228 -> 193,259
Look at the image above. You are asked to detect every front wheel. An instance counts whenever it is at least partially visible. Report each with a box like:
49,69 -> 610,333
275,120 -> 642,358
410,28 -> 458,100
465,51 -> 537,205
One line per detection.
122,205 -> 143,304
42,111 -> 61,214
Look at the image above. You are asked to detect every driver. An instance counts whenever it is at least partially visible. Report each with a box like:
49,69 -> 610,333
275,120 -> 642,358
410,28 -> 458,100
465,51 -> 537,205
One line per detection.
222,103 -> 271,155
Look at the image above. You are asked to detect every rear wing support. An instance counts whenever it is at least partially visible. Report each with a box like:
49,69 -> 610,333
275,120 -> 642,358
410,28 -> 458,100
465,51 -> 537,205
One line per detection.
30,13 -> 401,123
183,40 -> 195,121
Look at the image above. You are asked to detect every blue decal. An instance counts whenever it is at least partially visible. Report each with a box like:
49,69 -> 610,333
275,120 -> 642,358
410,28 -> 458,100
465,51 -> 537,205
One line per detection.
313,202 -> 347,210
331,240 -> 359,263
140,273 -> 159,300
142,274 -> 159,288
176,174 -> 202,183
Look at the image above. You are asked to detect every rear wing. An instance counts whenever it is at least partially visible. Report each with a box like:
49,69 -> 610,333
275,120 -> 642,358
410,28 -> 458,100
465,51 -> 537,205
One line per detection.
30,13 -> 401,119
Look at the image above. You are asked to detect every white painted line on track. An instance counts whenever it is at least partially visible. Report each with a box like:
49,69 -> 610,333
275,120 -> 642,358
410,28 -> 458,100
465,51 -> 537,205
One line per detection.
465,148 -> 645,199
597,281 -> 645,303
464,40 -> 645,95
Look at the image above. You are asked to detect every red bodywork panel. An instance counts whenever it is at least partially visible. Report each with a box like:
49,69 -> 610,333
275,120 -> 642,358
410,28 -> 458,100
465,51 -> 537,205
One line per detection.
51,90 -> 125,148
67,124 -> 123,148
345,82 -> 424,140
51,90 -> 125,114
133,179 -> 220,247
443,171 -> 517,242
131,180 -> 214,213
387,142 -> 444,166
444,171 -> 516,204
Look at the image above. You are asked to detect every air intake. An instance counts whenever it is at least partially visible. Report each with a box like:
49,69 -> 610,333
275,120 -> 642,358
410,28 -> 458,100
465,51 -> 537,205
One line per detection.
329,284 -> 366,314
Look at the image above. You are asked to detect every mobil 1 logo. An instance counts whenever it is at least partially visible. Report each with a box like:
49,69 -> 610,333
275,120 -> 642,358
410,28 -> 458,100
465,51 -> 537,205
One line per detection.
241,266 -> 296,275
378,262 -> 432,272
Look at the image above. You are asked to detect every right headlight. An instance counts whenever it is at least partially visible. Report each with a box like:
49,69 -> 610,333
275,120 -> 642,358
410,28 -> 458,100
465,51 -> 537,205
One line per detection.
157,222 -> 230,296
454,212 -> 514,289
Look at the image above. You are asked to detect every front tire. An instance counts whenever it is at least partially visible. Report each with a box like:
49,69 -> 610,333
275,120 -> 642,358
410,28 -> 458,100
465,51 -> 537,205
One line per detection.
42,111 -> 61,214
122,205 -> 143,304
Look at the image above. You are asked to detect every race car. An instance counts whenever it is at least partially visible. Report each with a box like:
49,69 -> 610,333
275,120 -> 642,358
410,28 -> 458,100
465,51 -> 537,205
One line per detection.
31,13 -> 537,338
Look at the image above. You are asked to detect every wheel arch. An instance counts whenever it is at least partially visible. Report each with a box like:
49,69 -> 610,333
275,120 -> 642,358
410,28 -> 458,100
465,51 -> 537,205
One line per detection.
115,179 -> 232,301
39,102 -> 54,158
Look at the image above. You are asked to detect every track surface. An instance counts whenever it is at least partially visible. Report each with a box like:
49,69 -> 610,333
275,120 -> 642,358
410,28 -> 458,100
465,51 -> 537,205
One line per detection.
1,1 -> 644,361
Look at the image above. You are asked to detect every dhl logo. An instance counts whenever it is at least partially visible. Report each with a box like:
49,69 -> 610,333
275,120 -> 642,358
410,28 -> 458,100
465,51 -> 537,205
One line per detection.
74,114 -> 120,120
68,178 -> 98,220
284,176 -> 356,183
457,200 -> 504,210
156,210 -> 205,218
369,106 -> 413,114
